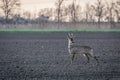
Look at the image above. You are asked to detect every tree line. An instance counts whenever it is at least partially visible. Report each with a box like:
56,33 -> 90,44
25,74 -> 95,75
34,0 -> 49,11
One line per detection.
0,0 -> 120,24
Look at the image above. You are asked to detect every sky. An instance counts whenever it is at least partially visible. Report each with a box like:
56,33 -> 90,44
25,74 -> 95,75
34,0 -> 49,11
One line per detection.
21,0 -> 97,13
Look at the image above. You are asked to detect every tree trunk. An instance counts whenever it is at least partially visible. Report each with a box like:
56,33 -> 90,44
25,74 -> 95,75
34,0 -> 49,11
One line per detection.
98,16 -> 101,28
5,14 -> 8,24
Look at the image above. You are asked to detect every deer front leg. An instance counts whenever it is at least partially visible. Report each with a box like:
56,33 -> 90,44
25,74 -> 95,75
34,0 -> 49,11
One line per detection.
70,54 -> 75,64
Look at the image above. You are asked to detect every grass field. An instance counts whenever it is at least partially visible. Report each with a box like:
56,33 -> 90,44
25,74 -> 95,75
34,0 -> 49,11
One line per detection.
0,29 -> 120,33
0,31 -> 120,80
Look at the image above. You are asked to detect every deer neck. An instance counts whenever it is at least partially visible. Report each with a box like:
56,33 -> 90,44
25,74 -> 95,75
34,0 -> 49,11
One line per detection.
68,42 -> 74,49
68,42 -> 74,54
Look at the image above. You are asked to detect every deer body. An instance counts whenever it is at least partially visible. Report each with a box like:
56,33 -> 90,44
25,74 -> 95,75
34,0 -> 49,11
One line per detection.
67,33 -> 99,64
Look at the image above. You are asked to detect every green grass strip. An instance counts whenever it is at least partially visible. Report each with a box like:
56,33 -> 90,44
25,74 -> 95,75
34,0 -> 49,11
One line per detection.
0,29 -> 120,33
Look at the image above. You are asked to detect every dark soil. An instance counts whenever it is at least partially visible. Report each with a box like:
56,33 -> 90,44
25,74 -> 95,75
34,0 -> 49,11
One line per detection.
0,32 -> 120,80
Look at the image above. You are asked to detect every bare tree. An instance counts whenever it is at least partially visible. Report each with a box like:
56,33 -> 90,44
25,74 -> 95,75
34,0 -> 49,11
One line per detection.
71,0 -> 77,22
22,11 -> 32,23
84,3 -> 90,22
114,0 -> 120,22
38,8 -> 53,20
84,3 -> 96,23
66,0 -> 81,22
104,1 -> 117,28
0,0 -> 20,23
84,2 -> 94,22
92,0 -> 105,23
105,1 -> 115,23
23,11 -> 31,19
55,0 -> 64,22
56,5 -> 67,22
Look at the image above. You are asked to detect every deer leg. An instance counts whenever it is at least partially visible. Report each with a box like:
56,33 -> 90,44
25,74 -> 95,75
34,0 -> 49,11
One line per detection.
71,54 -> 75,64
88,54 -> 99,64
83,53 -> 90,64
93,56 -> 99,64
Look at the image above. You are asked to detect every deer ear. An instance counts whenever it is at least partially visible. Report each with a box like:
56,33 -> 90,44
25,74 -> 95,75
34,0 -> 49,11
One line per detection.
68,33 -> 71,38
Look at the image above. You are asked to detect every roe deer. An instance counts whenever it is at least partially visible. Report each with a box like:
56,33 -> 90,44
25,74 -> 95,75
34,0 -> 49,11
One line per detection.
67,33 -> 99,64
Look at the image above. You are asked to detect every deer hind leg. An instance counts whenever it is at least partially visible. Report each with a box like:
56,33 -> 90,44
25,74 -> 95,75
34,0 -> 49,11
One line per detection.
88,53 -> 99,64
93,56 -> 99,64
83,53 -> 90,64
